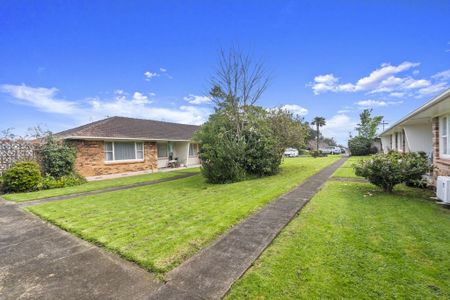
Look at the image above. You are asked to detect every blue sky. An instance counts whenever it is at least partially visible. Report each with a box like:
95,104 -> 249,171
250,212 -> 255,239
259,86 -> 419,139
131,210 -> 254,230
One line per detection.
1,1 -> 449,144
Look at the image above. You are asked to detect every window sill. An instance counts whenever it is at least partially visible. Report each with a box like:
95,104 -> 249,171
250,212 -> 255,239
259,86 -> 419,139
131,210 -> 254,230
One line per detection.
104,159 -> 144,165
158,157 -> 169,160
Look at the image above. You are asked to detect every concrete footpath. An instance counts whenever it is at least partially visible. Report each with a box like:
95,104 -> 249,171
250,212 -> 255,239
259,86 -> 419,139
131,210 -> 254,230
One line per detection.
149,157 -> 347,300
0,202 -> 163,299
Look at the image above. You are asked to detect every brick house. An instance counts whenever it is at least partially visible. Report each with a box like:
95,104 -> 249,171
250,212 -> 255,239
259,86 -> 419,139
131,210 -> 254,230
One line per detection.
379,88 -> 450,182
55,116 -> 201,179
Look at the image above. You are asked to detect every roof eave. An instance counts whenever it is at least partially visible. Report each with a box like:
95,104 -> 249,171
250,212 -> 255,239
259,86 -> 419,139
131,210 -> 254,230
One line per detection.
379,88 -> 450,137
61,136 -> 193,142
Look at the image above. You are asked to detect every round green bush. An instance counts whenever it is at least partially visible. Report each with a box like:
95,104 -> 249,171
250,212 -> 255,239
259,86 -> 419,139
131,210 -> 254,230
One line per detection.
348,136 -> 372,156
354,151 -> 430,193
41,135 -> 77,178
3,161 -> 42,193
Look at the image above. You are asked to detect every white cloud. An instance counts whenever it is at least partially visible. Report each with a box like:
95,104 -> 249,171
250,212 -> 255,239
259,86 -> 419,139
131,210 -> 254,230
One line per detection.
0,84 -> 80,114
321,114 -> 357,145
1,84 -> 211,126
355,99 -> 403,108
308,61 -> 450,98
389,92 -> 405,97
418,82 -> 448,95
183,94 -> 212,105
131,91 -> 151,104
144,71 -> 159,81
432,69 -> 450,81
280,104 -> 308,116
159,68 -> 167,72
88,96 -> 209,125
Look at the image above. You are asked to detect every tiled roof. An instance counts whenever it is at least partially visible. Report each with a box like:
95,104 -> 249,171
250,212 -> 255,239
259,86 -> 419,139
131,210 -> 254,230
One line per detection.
55,116 -> 200,141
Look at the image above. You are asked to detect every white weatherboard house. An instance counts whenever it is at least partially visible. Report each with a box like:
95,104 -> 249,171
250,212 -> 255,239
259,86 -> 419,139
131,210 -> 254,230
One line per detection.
379,88 -> 450,182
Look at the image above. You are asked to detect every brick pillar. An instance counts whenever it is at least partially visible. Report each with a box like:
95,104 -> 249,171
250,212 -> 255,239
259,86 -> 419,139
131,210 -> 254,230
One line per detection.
432,117 -> 440,181
432,117 -> 439,161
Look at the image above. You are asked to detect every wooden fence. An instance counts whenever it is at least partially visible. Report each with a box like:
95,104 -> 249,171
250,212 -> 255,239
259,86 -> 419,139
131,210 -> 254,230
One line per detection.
0,140 -> 40,175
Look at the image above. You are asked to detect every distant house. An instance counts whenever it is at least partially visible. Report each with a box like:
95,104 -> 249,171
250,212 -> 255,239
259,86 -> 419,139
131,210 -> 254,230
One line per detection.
55,116 -> 201,178
379,88 -> 450,181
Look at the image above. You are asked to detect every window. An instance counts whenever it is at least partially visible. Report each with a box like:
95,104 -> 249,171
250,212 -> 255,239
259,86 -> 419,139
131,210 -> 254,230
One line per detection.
104,142 -> 113,161
157,143 -> 168,158
189,143 -> 199,156
136,142 -> 144,159
441,116 -> 449,157
104,141 -> 144,162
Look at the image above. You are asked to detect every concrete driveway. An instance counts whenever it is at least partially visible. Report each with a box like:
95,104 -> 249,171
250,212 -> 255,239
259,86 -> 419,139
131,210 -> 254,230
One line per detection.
0,201 -> 162,299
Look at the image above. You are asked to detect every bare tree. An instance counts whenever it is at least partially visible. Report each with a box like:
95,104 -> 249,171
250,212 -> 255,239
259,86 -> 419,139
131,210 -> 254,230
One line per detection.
26,125 -> 51,140
209,47 -> 271,137
1,128 -> 16,140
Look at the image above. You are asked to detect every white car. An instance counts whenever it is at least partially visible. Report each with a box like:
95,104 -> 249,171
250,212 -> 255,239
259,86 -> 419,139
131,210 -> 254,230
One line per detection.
284,148 -> 299,157
319,146 -> 342,154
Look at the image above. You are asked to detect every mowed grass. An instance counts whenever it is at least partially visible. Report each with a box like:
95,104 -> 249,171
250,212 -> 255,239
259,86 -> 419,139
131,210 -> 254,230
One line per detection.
4,168 -> 199,202
332,155 -> 370,178
227,182 -> 450,299
27,156 -> 340,274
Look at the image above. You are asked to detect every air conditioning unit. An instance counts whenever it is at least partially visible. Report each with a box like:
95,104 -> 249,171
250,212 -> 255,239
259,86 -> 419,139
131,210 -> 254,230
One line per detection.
436,176 -> 450,203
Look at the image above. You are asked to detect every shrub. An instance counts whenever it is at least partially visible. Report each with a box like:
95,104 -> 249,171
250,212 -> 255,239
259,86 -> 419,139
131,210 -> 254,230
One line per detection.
354,151 -> 430,193
348,136 -> 372,156
197,113 -> 247,183
311,150 -> 327,158
2,161 -> 42,193
40,173 -> 87,190
41,135 -> 77,178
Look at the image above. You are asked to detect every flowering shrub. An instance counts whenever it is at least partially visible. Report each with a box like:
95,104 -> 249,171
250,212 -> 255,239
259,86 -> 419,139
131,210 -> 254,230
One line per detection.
354,151 -> 430,193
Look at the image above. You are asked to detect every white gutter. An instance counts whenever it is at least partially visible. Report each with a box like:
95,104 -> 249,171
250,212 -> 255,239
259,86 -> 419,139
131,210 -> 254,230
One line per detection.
62,136 -> 192,142
379,88 -> 450,136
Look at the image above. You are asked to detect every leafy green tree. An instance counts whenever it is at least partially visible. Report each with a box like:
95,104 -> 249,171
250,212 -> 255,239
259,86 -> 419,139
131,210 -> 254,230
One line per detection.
349,109 -> 383,156
311,117 -> 326,152
267,108 -> 309,154
356,109 -> 383,140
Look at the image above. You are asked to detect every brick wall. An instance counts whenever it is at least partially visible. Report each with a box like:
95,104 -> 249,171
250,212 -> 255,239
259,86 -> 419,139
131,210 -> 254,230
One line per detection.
69,140 -> 157,177
432,117 -> 450,179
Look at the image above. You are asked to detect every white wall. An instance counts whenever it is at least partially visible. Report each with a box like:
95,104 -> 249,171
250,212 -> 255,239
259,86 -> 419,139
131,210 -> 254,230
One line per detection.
403,124 -> 432,154
173,141 -> 189,166
381,135 -> 391,153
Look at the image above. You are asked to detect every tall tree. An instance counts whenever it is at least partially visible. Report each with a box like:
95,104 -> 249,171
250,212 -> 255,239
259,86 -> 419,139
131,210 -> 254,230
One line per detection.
209,47 -> 271,139
311,116 -> 326,152
356,109 -> 383,139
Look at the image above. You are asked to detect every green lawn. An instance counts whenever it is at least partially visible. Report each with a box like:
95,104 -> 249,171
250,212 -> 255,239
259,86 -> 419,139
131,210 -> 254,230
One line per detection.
332,155 -> 370,178
27,156 -> 340,274
227,182 -> 450,299
4,168 -> 199,202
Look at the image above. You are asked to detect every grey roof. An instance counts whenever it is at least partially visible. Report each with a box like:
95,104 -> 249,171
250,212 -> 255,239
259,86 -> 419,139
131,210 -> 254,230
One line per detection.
55,116 -> 200,141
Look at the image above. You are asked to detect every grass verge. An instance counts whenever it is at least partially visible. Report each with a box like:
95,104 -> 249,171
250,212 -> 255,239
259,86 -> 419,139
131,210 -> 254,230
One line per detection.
332,155 -> 370,178
227,182 -> 450,299
27,156 -> 340,274
4,168 -> 198,202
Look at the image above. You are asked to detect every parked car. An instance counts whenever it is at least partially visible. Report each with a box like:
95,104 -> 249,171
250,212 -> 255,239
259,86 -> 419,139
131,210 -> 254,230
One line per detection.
284,148 -> 299,157
319,146 -> 342,154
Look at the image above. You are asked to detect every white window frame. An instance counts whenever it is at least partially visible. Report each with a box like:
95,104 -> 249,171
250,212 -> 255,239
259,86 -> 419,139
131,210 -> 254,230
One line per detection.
157,143 -> 168,159
189,143 -> 199,157
440,115 -> 450,159
104,141 -> 145,163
